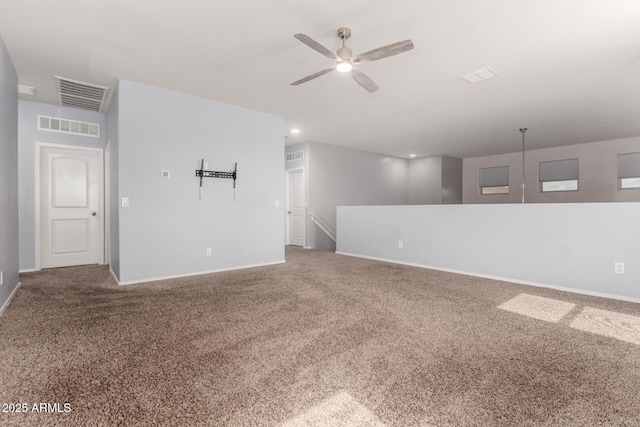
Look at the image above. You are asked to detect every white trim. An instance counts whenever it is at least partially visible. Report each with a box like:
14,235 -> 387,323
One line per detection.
109,268 -> 119,285
335,251 -> 640,304
114,260 -> 286,286
35,143 -> 41,269
19,268 -> 39,273
36,142 -> 105,269
104,141 -> 111,266
0,282 -> 21,317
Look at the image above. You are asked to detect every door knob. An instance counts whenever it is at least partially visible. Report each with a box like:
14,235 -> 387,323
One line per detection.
287,211 -> 291,214
91,212 -> 97,216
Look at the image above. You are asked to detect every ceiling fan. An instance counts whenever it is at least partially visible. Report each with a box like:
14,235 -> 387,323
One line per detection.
291,27 -> 414,93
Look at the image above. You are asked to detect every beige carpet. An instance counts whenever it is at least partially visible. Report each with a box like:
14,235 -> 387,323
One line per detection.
0,247 -> 639,426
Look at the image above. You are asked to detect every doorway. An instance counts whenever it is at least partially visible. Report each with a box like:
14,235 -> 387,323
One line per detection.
286,168 -> 305,247
37,143 -> 104,269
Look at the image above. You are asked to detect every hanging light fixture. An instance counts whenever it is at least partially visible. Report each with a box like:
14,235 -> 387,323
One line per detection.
520,128 -> 528,204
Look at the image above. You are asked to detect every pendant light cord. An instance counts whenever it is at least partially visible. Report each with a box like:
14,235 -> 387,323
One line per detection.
520,128 -> 527,204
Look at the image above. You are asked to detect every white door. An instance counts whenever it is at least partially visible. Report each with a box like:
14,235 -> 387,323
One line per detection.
286,169 -> 305,247
40,145 -> 104,268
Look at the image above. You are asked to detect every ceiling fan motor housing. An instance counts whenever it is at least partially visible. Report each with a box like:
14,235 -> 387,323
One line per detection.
337,46 -> 352,59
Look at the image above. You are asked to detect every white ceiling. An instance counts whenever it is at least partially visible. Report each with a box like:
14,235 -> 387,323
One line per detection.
2,0 -> 640,158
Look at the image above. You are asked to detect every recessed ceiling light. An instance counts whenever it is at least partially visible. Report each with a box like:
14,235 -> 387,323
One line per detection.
18,84 -> 36,95
409,154 -> 417,158
461,67 -> 498,84
291,128 -> 301,134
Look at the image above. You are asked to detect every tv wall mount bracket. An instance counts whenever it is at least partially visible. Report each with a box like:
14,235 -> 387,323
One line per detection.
195,159 -> 237,201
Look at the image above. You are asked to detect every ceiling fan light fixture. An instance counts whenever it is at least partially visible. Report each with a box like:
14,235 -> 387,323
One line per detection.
336,60 -> 353,73
291,27 -> 414,92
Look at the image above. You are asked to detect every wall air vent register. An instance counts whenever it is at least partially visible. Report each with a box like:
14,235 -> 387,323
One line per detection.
286,150 -> 304,162
37,115 -> 100,138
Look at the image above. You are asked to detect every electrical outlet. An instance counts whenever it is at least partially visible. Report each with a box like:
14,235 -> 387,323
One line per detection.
398,240 -> 403,249
206,248 -> 212,257
614,262 -> 625,275
121,197 -> 129,207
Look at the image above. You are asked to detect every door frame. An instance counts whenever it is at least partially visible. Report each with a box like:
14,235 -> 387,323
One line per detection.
285,167 -> 306,247
35,142 -> 106,270
104,141 -> 111,266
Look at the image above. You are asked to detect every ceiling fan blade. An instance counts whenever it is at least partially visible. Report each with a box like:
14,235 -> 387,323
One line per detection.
351,69 -> 379,93
294,34 -> 338,60
352,39 -> 414,64
291,67 -> 336,86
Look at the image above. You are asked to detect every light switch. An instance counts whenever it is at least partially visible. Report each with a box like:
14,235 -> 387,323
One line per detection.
122,197 -> 129,207
275,200 -> 280,208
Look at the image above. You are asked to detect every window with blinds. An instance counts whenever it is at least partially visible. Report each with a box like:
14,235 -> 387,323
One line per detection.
539,159 -> 579,192
479,166 -> 509,195
618,152 -> 640,189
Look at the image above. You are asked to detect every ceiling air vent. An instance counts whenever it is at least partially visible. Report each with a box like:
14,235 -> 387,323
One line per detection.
55,76 -> 109,112
286,150 -> 304,162
18,84 -> 36,95
461,67 -> 498,84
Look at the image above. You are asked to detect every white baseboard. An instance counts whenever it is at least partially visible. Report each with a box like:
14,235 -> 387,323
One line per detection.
335,251 -> 640,304
114,260 -> 286,286
109,268 -> 119,285
19,268 -> 39,273
0,282 -> 22,317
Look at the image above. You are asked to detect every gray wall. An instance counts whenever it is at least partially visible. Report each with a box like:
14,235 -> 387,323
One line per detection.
113,80 -> 284,283
307,142 -> 408,251
286,143 -> 464,251
408,155 -> 462,204
441,155 -> 463,204
17,101 -> 106,270
337,203 -> 640,302
106,84 -> 120,278
464,136 -> 640,204
0,33 -> 19,312
408,156 -> 441,204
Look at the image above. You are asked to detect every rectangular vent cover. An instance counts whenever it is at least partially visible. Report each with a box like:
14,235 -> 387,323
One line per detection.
461,67 -> 498,84
286,150 -> 304,162
56,76 -> 108,112
38,115 -> 100,138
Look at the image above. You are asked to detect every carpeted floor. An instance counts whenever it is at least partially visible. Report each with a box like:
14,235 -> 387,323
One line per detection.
0,247 -> 639,426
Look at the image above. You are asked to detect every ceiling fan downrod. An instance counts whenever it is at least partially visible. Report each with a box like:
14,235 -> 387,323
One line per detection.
337,27 -> 352,60
520,127 -> 527,204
